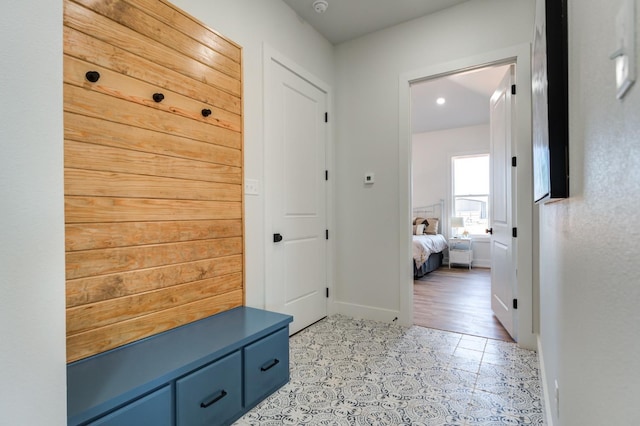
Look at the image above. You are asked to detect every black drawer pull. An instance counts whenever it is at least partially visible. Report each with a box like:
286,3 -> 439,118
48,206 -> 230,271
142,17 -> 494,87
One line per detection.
260,358 -> 280,372
200,390 -> 227,408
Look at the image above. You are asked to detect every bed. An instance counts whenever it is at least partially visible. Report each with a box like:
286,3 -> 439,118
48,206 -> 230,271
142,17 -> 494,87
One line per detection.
412,202 -> 448,278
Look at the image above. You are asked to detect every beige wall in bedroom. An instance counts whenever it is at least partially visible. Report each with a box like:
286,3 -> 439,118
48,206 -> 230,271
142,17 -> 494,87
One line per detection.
412,124 -> 491,267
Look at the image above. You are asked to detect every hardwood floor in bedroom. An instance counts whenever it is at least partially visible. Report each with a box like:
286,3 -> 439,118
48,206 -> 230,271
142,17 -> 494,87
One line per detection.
414,267 -> 514,342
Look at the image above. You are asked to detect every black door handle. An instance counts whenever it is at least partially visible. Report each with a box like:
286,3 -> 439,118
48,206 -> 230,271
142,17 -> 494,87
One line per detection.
485,228 -> 493,235
273,233 -> 283,243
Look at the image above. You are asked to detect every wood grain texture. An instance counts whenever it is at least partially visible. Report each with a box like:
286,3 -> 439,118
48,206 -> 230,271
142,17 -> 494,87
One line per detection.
64,1 -> 240,96
66,256 -> 242,307
66,237 -> 242,279
64,0 -> 243,362
72,0 -> 241,80
65,55 -> 242,133
126,0 -> 241,62
64,27 -> 241,115
64,84 -> 241,150
414,267 -> 513,342
65,196 -> 241,223
66,289 -> 244,363
65,140 -> 241,185
65,169 -> 241,201
67,272 -> 243,334
65,220 -> 242,251
64,112 -> 241,167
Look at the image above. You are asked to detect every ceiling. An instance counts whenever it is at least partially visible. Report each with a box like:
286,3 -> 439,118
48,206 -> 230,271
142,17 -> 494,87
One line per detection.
282,0 -> 469,45
280,0 -> 509,134
411,65 -> 511,134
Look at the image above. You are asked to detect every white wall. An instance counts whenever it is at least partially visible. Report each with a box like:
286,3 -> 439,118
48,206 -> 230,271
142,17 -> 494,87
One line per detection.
537,0 -> 640,424
412,124 -> 491,266
0,1 -> 66,424
334,0 -> 535,320
169,0 -> 334,309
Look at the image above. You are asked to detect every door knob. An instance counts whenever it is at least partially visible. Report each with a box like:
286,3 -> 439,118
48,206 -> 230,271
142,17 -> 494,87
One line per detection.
485,228 -> 493,235
273,233 -> 283,243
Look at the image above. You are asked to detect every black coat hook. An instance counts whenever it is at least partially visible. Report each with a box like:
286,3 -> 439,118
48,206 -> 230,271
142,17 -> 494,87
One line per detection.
153,93 -> 165,103
201,109 -> 212,117
85,71 -> 100,83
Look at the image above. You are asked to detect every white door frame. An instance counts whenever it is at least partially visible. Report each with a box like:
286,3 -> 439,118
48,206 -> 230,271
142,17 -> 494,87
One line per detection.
262,44 -> 335,317
398,43 -> 536,350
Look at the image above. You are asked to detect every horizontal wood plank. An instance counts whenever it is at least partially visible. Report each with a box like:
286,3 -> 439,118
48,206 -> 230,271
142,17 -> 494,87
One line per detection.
65,55 -> 242,133
64,1 -> 240,96
64,84 -> 241,150
66,237 -> 242,280
65,219 -> 242,251
65,169 -> 241,202
71,0 -> 240,80
64,140 -> 241,184
66,255 -> 243,307
65,196 -> 241,224
129,0 -> 241,62
64,27 -> 240,115
66,289 -> 243,362
65,112 -> 241,168
67,272 -> 243,334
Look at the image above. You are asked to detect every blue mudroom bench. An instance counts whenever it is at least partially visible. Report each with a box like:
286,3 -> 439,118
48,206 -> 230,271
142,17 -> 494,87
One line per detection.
67,307 -> 293,425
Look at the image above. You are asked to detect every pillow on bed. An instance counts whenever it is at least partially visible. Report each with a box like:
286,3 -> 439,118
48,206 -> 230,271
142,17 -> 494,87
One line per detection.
424,218 -> 439,235
413,216 -> 429,228
413,224 -> 426,235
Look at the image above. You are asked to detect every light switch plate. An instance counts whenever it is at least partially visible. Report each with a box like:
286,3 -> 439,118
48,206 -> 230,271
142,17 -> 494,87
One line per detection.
244,179 -> 260,195
613,0 -> 636,99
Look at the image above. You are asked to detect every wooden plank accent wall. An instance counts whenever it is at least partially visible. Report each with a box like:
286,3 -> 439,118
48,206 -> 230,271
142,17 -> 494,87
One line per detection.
63,0 -> 244,363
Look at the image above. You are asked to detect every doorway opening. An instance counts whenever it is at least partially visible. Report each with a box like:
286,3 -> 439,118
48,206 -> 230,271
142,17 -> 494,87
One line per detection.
409,63 -> 513,341
399,44 -> 535,349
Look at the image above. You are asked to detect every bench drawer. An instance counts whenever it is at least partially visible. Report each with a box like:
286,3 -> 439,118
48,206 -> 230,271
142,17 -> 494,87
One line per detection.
88,385 -> 172,426
176,352 -> 242,426
243,327 -> 289,408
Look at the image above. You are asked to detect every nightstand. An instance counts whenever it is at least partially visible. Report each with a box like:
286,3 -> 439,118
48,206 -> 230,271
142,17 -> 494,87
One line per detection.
448,238 -> 473,269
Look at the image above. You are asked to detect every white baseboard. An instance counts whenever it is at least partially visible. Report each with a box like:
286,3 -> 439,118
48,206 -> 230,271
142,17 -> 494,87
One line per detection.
333,301 -> 400,325
472,259 -> 491,268
537,334 -> 554,426
443,258 -> 491,268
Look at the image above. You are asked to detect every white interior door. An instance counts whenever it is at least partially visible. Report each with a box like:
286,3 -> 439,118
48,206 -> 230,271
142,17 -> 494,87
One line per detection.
489,66 -> 517,340
265,58 -> 327,335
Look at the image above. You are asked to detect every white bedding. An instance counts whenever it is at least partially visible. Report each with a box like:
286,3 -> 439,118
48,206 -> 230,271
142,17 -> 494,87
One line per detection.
412,234 -> 448,268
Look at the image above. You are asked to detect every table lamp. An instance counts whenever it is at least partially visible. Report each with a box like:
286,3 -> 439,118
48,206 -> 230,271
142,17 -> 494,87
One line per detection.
451,217 -> 465,238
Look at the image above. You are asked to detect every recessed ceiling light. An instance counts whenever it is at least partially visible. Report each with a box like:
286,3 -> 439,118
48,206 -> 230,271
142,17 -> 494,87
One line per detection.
436,97 -> 446,105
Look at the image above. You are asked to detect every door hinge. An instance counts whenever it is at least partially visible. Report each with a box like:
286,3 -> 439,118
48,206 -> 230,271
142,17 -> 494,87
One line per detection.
325,112 -> 328,123
512,227 -> 518,238
513,298 -> 518,309
326,229 -> 329,240
511,84 -> 516,95
512,156 -> 517,167
326,287 -> 329,298
325,170 -> 328,181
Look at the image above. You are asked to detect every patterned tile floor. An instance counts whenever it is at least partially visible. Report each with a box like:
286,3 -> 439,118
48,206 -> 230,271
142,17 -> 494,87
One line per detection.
235,315 -> 544,425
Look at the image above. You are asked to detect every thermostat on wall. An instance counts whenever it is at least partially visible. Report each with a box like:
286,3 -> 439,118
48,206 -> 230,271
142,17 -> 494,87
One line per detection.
364,173 -> 375,184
